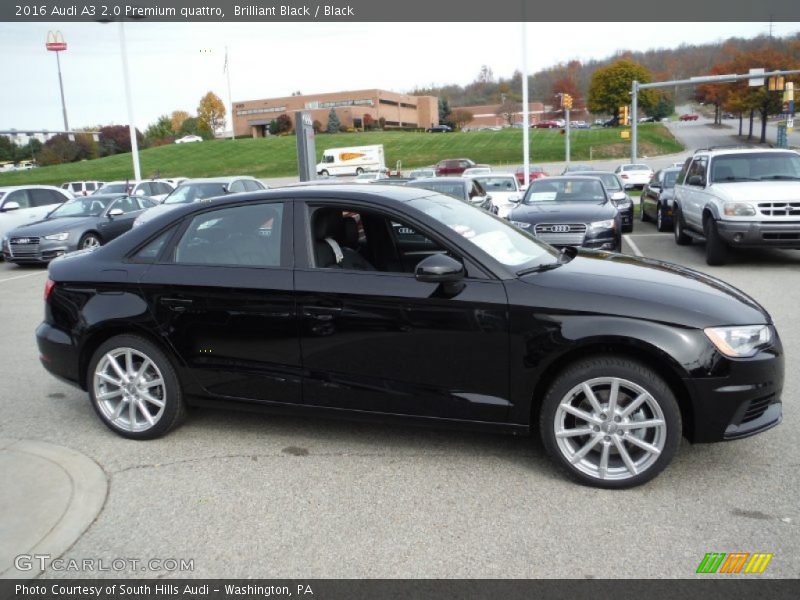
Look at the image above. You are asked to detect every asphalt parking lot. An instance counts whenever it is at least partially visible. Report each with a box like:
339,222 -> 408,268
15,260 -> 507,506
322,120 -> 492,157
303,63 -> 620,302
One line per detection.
0,223 -> 798,579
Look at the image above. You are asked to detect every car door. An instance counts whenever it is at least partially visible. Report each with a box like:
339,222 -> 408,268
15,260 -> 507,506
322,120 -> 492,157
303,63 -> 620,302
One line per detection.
137,200 -> 300,404
294,200 -> 510,423
97,196 -> 144,241
29,188 -> 67,219
683,156 -> 709,228
0,189 -> 36,235
642,171 -> 661,218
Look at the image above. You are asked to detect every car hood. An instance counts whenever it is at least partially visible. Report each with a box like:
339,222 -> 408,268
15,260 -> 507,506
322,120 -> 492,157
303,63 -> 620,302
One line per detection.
519,251 -> 770,328
8,216 -> 97,237
510,201 -> 615,223
710,181 -> 800,202
135,203 -> 182,225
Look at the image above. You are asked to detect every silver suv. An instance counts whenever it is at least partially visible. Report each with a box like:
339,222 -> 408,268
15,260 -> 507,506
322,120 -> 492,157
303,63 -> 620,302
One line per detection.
673,147 -> 800,265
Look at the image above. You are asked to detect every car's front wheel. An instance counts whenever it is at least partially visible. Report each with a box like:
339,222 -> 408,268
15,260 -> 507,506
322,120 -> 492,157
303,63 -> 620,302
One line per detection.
673,206 -> 691,245
539,356 -> 681,488
79,233 -> 102,249
88,335 -> 185,439
656,204 -> 669,232
704,218 -> 728,266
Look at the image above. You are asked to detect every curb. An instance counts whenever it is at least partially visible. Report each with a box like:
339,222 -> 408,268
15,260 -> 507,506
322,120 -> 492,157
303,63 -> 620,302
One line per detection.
0,438 -> 108,579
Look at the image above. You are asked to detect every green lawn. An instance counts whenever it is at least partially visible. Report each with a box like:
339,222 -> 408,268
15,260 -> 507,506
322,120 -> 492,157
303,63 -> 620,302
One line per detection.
0,125 -> 681,186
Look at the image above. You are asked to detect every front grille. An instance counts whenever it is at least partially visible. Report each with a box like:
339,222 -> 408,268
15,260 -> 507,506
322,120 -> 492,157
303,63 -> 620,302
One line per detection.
758,202 -> 800,217
534,223 -> 587,246
9,237 -> 40,258
741,395 -> 774,424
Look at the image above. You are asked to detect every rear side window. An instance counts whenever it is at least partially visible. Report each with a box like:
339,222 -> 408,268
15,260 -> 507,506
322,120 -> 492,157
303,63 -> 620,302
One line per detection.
70,183 -> 82,192
172,203 -> 285,267
243,180 -> 264,192
30,189 -> 63,207
132,228 -> 175,263
228,181 -> 245,193
3,189 -> 31,208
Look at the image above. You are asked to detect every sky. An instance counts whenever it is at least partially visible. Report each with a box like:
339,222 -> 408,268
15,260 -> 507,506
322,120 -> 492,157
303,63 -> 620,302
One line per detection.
0,21 -> 797,132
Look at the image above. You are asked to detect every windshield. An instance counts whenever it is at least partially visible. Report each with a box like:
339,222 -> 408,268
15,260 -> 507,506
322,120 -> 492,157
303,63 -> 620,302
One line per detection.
710,152 -> 800,182
408,194 -> 555,269
624,164 -> 649,171
409,181 -> 467,201
523,178 -> 607,204
49,196 -> 114,217
96,183 -> 129,195
663,171 -> 679,188
164,183 -> 227,204
574,173 -> 621,192
473,176 -> 518,192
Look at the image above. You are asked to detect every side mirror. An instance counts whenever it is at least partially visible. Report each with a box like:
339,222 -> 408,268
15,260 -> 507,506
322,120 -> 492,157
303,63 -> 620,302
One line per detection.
611,191 -> 626,201
108,208 -> 124,218
509,195 -> 521,204
687,175 -> 705,186
1,201 -> 21,211
415,254 -> 465,284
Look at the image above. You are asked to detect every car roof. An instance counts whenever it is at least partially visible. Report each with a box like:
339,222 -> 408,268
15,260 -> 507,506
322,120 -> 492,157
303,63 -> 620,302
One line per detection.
179,176 -> 258,184
0,184 -> 65,192
532,175 -> 607,182
408,177 -> 469,184
693,147 -> 799,156
569,171 -> 617,176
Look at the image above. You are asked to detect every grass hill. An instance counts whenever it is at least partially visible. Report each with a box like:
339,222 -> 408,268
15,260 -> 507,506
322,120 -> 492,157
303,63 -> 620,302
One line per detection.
0,125 -> 681,186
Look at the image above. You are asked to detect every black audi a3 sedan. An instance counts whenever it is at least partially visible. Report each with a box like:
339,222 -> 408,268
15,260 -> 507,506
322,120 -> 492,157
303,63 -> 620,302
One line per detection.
36,185 -> 783,488
508,176 -> 622,251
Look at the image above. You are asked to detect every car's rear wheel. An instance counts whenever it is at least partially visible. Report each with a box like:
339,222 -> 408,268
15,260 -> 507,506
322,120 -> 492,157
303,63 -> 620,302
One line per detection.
673,206 -> 691,245
356,167 -> 364,175
704,217 -> 728,266
79,233 -> 102,249
539,356 -> 681,488
640,200 -> 649,222
320,170 -> 329,177
88,335 -> 185,439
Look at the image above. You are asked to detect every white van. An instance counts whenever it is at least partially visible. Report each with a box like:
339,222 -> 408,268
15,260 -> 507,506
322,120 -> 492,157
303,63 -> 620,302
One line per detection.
316,145 -> 385,177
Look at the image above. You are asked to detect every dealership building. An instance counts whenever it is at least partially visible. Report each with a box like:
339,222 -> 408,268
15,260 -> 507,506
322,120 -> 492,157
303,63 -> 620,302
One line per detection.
232,89 -> 439,137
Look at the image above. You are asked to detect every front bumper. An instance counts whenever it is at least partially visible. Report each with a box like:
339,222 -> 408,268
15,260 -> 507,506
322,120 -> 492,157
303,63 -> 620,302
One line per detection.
688,338 -> 784,443
716,220 -> 800,249
4,239 -> 75,263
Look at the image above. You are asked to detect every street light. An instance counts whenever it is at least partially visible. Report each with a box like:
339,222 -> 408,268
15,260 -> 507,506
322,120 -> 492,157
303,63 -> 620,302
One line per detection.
98,17 -> 142,181
45,30 -> 70,131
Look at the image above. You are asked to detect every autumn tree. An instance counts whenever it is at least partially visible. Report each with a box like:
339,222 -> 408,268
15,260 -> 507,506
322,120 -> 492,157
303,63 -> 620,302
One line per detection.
145,115 -> 175,144
98,125 -> 144,156
587,59 -> 658,120
197,91 -> 226,135
170,110 -> 191,132
449,109 -> 474,130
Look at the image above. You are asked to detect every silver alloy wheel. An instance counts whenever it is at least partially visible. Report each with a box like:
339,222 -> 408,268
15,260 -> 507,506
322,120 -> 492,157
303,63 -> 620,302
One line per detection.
93,347 -> 166,432
82,235 -> 101,249
554,377 -> 667,481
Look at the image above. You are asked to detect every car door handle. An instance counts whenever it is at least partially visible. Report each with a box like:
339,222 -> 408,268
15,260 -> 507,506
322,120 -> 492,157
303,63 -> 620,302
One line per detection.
303,305 -> 342,319
160,297 -> 193,312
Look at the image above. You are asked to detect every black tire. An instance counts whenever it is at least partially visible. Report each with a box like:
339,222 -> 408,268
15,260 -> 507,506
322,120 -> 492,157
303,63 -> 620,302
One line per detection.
640,200 -> 649,222
614,235 -> 622,253
87,334 -> 186,439
79,232 -> 102,250
355,167 -> 364,175
539,355 -> 681,489
704,217 -> 728,266
673,205 -> 691,246
320,170 -> 329,177
656,204 -> 670,232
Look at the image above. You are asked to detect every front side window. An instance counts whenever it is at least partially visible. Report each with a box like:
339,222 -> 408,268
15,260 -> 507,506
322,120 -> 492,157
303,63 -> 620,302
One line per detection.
173,203 -> 284,267
108,196 -> 140,214
686,158 -> 708,185
408,194 -> 555,270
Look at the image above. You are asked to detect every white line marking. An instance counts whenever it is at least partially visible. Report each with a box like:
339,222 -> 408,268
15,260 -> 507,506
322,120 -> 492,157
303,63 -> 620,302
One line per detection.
623,235 -> 643,257
0,270 -> 48,283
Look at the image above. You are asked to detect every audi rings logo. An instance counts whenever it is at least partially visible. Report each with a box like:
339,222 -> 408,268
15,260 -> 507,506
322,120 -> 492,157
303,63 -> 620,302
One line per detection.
46,31 -> 67,52
548,225 -> 571,233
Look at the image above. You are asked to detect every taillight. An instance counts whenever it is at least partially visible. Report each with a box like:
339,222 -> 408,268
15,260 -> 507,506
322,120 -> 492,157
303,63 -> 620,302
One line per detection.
44,278 -> 55,302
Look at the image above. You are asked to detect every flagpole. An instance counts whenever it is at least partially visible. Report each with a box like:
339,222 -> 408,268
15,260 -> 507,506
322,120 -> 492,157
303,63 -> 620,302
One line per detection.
224,45 -> 235,141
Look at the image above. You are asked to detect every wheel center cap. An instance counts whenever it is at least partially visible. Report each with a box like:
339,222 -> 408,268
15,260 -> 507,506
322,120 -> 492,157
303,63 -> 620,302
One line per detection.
601,421 -> 618,434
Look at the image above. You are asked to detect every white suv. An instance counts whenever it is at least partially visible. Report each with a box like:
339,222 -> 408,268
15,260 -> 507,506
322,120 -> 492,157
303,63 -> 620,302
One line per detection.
0,185 -> 72,245
673,147 -> 800,265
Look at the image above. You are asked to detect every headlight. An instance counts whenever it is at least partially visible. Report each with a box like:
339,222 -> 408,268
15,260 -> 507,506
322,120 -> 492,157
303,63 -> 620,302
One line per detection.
723,202 -> 756,217
588,219 -> 615,231
44,232 -> 69,241
510,220 -> 531,229
704,325 -> 772,358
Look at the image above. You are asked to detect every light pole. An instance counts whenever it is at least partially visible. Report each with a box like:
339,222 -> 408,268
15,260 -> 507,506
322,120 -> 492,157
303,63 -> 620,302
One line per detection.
116,22 -> 141,180
45,31 -> 70,131
521,21 -> 530,187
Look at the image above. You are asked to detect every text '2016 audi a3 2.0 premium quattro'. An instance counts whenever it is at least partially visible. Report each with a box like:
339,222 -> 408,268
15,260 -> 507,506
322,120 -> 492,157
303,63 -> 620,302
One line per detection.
36,185 -> 783,488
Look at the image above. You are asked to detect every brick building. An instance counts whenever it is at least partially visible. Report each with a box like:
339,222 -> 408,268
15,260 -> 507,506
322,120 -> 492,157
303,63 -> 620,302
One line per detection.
453,102 -> 547,129
232,89 -> 439,137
